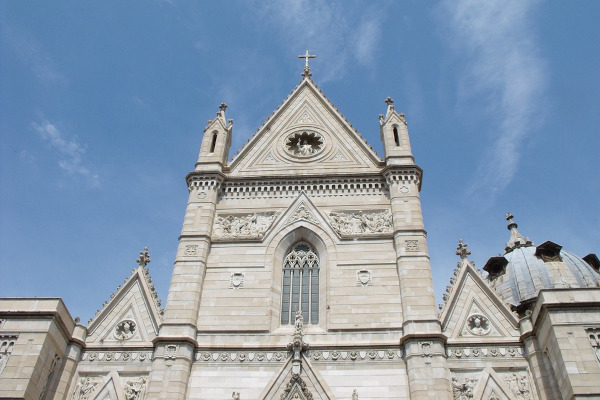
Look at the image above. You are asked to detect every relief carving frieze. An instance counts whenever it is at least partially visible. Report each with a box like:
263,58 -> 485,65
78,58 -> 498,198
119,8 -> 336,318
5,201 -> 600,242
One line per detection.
194,348 -> 402,363
213,212 -> 277,241
447,346 -> 523,358
328,210 -> 393,237
70,377 -> 101,400
81,351 -> 153,362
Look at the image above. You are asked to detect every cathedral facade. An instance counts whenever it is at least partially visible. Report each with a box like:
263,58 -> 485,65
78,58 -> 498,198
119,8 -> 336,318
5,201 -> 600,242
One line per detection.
1,65 -> 600,400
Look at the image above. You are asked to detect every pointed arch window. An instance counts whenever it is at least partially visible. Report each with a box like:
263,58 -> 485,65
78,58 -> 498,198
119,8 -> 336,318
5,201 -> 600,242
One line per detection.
281,242 -> 319,325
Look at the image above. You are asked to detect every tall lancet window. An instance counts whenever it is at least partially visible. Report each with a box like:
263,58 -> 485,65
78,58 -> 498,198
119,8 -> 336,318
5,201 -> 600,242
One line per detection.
281,242 -> 319,325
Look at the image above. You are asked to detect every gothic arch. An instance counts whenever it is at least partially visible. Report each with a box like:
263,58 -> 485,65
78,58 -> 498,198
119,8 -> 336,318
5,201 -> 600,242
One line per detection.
265,223 -> 337,332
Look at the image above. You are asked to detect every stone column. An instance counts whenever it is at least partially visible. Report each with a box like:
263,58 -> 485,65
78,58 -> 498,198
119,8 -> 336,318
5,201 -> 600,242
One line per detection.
145,173 -> 222,399
384,168 -> 451,399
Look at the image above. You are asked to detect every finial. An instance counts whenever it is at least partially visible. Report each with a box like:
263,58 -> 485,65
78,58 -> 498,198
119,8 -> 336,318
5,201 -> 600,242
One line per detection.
385,96 -> 394,106
504,212 -> 533,253
219,102 -> 228,112
136,247 -> 151,267
456,239 -> 471,261
298,50 -> 316,77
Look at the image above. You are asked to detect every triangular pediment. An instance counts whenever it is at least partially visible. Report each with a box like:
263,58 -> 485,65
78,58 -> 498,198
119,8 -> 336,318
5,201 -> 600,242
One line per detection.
258,355 -> 334,400
440,261 -> 519,341
86,266 -> 162,346
264,193 -> 338,244
90,372 -> 122,400
229,78 -> 382,177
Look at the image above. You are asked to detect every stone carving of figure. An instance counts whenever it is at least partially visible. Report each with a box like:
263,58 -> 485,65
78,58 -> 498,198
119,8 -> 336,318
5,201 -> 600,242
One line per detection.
216,213 -> 276,239
505,373 -> 531,399
297,140 -> 313,156
452,376 -> 476,400
352,389 -> 358,400
71,377 -> 98,400
329,210 -> 392,236
114,320 -> 136,340
123,377 -> 147,400
232,392 -> 241,400
295,310 -> 304,331
467,314 -> 490,336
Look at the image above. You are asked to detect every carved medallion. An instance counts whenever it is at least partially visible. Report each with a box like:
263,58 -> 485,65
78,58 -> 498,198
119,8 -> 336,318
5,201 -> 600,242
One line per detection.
165,344 -> 178,359
114,320 -> 136,341
405,240 -> 418,252
467,314 -> 491,336
285,131 -> 323,157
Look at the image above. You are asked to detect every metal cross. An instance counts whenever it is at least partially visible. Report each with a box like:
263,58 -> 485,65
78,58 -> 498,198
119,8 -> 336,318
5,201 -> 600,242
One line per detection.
298,50 -> 316,77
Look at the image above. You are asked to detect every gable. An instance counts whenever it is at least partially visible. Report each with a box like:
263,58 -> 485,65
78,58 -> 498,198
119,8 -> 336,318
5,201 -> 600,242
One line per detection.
229,79 -> 382,177
441,262 -> 519,341
86,266 -> 162,346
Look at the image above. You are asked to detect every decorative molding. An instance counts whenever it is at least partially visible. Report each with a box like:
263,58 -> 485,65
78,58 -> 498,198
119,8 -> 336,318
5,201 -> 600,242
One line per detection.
194,348 -> 402,363
356,270 -> 372,286
279,374 -> 314,400
187,174 -> 224,192
114,320 -> 137,341
81,351 -> 153,362
447,346 -> 523,358
69,376 -> 101,400
0,335 -> 17,377
586,327 -> 600,364
328,210 -> 392,237
214,212 -> 277,241
230,272 -> 245,289
221,177 -> 388,200
122,376 -> 148,400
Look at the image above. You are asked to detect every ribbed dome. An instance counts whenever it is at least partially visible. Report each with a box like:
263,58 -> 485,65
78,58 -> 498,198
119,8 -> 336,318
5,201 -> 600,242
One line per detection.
484,214 -> 600,307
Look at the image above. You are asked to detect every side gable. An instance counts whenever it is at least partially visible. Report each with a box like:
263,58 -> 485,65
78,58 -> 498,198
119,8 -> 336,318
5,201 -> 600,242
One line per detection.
228,78 -> 383,178
86,264 -> 163,346
440,258 -> 519,342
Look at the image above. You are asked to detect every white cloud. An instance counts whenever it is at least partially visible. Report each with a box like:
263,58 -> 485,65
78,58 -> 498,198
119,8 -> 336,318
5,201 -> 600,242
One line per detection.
32,120 -> 100,187
251,0 -> 384,82
1,24 -> 66,86
440,0 -> 547,198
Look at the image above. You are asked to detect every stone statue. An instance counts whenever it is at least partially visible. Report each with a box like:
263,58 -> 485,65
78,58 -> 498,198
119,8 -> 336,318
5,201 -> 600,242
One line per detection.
232,392 -> 240,400
451,376 -> 476,400
352,389 -> 358,400
70,377 -> 98,400
123,377 -> 147,400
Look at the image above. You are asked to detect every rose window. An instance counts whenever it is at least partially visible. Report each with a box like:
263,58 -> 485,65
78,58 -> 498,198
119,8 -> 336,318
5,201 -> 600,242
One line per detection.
285,131 -> 324,157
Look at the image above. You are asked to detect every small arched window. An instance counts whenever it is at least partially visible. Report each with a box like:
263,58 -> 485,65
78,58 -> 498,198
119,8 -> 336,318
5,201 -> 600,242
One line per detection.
281,242 -> 319,325
209,132 -> 218,153
393,126 -> 400,147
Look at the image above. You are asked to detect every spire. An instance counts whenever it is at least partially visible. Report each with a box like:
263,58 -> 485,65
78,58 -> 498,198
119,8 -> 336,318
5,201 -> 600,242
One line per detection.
505,213 -> 533,253
298,50 -> 316,78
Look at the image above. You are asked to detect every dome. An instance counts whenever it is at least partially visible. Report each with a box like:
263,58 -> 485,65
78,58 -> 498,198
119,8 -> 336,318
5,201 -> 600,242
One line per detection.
484,214 -> 600,307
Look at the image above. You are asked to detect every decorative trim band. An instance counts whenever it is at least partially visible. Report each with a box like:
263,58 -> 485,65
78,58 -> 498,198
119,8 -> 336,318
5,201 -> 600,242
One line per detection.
446,346 -> 524,359
193,348 -> 403,363
81,351 -> 153,362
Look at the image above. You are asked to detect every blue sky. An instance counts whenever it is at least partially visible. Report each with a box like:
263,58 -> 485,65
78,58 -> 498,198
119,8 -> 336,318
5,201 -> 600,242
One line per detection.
1,1 -> 599,322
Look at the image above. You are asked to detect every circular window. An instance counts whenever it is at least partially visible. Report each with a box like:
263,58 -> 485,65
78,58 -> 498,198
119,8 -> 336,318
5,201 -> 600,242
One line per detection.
285,131 -> 324,157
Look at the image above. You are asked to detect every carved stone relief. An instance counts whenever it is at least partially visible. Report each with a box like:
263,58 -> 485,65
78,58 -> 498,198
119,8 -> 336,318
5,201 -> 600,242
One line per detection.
214,212 -> 277,240
285,131 -> 323,157
184,245 -> 198,256
586,327 -> 600,363
81,351 -> 152,362
122,376 -> 148,400
405,240 -> 418,252
165,344 -> 178,359
0,319 -> 4,329
451,376 -> 478,400
328,210 -> 392,237
503,372 -> 532,400
70,377 -> 101,400
114,320 -> 137,341
356,270 -> 372,286
287,205 -> 319,225
230,272 -> 245,289
447,346 -> 523,358
466,314 -> 491,336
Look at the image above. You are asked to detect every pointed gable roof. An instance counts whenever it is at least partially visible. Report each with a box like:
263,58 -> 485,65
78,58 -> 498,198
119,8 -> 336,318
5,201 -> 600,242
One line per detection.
229,77 -> 382,178
86,248 -> 163,345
